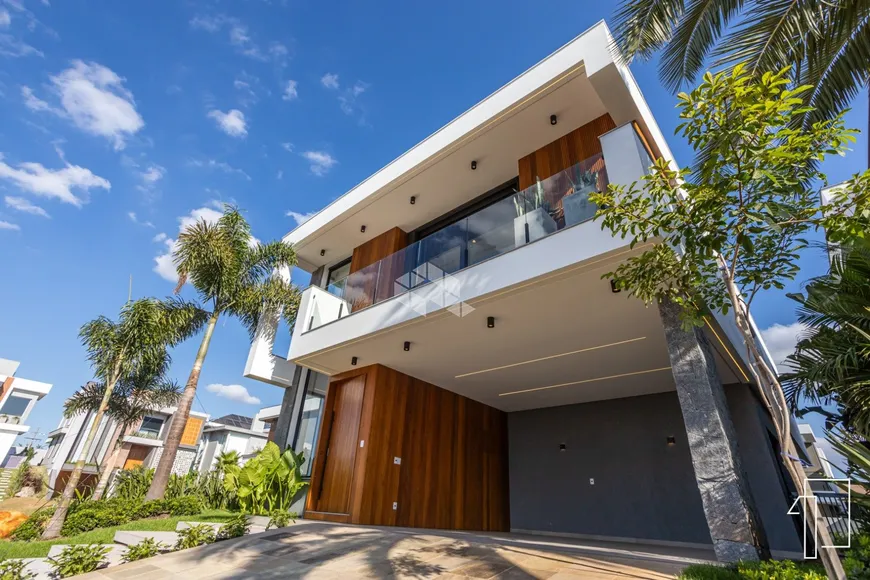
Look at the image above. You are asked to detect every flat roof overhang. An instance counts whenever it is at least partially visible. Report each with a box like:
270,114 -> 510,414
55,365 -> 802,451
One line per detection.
284,21 -> 675,272
293,248 -> 748,413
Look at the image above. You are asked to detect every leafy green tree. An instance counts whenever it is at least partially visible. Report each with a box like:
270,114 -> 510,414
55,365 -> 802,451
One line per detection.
782,237 -> 870,432
590,66 -> 868,578
62,368 -> 182,500
41,298 -> 205,539
145,206 -> 301,501
612,0 -> 870,138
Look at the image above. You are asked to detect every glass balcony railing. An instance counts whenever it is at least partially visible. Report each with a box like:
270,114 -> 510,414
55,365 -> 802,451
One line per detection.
313,154 -> 608,329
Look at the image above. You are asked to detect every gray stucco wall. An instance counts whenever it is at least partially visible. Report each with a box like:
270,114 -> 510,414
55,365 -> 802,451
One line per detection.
507,388 -> 801,552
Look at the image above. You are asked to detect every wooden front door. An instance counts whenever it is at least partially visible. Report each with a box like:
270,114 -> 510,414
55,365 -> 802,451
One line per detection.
313,375 -> 365,514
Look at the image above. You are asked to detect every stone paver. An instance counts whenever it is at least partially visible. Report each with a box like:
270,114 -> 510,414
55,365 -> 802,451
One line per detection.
73,520 -> 713,579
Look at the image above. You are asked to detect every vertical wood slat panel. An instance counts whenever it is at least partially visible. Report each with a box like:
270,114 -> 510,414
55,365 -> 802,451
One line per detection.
517,114 -> 616,190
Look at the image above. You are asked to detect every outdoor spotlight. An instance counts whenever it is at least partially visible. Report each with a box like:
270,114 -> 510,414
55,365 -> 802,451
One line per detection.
471,160 -> 477,170
403,341 -> 411,352
320,249 -> 326,256
667,436 -> 676,446
610,279 -> 621,293
361,225 -> 366,233
410,196 -> 416,205
351,356 -> 358,366
487,316 -> 495,328
559,443 -> 567,452
550,114 -> 558,125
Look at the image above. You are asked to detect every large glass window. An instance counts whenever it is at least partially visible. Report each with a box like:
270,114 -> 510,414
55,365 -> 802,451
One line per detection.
138,416 -> 163,437
0,395 -> 30,418
294,370 -> 328,478
326,260 -> 351,296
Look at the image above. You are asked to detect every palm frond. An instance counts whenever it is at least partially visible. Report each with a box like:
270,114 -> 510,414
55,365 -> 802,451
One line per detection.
228,276 -> 302,340
613,0 -> 687,62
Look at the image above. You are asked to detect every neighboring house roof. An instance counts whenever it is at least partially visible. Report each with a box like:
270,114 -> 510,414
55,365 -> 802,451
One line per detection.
212,414 -> 254,429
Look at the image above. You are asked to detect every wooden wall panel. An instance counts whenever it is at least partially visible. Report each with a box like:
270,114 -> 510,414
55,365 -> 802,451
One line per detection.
347,227 -> 409,311
518,114 -> 616,190
308,363 -> 510,532
349,227 -> 408,273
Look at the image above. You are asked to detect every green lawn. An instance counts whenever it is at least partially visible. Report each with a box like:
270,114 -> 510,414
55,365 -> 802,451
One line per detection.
0,510 -> 234,559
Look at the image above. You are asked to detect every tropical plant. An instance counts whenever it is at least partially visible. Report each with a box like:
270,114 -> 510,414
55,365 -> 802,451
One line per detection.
42,298 -> 206,539
10,507 -> 55,541
0,559 -> 35,580
122,537 -> 167,563
165,472 -> 201,501
47,544 -> 110,578
199,468 -> 236,511
681,560 -> 825,580
266,510 -> 297,530
216,450 -> 240,473
146,206 -> 301,501
63,371 -> 182,501
782,237 -> 870,433
174,523 -> 216,550
8,456 -> 44,497
590,66 -> 869,576
612,0 -> 870,142
217,513 -> 249,540
112,466 -> 154,501
223,443 -> 307,515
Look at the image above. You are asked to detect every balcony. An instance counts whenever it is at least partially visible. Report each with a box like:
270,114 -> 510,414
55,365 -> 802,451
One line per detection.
302,154 -> 608,334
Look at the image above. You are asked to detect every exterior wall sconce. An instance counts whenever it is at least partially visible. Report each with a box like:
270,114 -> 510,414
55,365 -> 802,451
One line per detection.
610,279 -> 621,293
470,160 -> 477,170
351,356 -> 358,366
410,196 -> 416,205
550,114 -> 558,125
667,436 -> 676,446
403,341 -> 411,351
559,443 -> 566,452
487,316 -> 495,328
320,249 -> 326,257
361,225 -> 366,233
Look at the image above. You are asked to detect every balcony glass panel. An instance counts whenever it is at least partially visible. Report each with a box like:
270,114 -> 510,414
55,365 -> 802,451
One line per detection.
310,154 -> 607,330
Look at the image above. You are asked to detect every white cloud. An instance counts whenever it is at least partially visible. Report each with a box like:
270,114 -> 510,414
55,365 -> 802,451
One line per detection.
0,153 -> 110,206
320,73 -> 339,89
189,15 -> 223,32
760,321 -> 808,371
282,79 -> 297,101
187,158 -> 251,180
190,15 -> 277,62
269,42 -> 288,59
301,150 -> 337,176
152,232 -> 167,243
338,81 -> 369,118
0,10 -> 11,28
286,210 -> 315,226
208,108 -> 247,138
5,195 -> 49,217
153,204 -> 224,282
276,170 -> 283,180
0,34 -> 42,58
140,165 -> 164,184
127,211 -> 154,228
24,61 -> 144,149
280,142 -> 293,152
0,220 -> 20,231
205,383 -> 261,405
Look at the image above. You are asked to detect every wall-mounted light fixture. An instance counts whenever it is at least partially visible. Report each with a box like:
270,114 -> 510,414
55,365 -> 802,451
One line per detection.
351,356 -> 358,366
550,114 -> 558,126
559,443 -> 566,452
410,196 -> 416,205
470,160 -> 477,170
610,279 -> 621,293
666,436 -> 676,446
487,316 -> 495,328
403,341 -> 411,352
360,225 -> 366,233
320,249 -> 326,257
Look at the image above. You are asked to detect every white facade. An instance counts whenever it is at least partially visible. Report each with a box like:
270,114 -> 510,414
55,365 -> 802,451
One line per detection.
193,408 -> 275,474
0,358 -> 53,467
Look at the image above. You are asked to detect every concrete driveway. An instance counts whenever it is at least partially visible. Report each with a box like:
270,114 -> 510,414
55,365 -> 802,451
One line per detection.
77,521 -> 712,579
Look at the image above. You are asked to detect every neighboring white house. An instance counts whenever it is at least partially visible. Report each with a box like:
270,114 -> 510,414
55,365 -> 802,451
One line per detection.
193,408 -> 276,474
0,358 -> 52,467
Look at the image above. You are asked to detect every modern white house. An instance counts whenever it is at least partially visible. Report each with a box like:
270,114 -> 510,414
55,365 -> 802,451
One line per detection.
0,358 -> 52,467
193,409 -> 274,474
41,403 -> 209,495
244,21 -> 809,562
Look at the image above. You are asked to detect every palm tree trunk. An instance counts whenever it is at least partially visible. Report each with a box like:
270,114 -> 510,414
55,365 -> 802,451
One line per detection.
91,421 -> 127,501
42,370 -> 119,539
145,312 -> 218,501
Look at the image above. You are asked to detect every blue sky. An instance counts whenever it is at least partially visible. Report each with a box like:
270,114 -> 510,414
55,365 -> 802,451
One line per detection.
0,0 -> 866,457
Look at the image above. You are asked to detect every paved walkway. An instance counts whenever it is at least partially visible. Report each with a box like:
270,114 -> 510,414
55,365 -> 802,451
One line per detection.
77,521 -> 714,579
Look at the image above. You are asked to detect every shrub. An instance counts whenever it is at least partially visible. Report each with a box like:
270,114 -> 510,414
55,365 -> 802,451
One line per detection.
112,466 -> 154,501
223,443 -> 307,515
680,561 -> 825,580
122,537 -> 167,563
9,507 -> 55,541
680,564 -> 740,580
61,498 -> 141,536
47,544 -> 110,578
217,514 -> 249,540
0,559 -> 35,580
166,472 -> 201,501
8,464 -> 44,497
166,496 -> 203,516
844,533 -> 870,579
174,523 -> 216,550
137,499 -> 169,519
266,510 -> 297,530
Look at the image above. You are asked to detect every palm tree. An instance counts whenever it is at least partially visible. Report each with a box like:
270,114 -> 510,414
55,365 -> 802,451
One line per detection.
62,367 -> 182,501
612,0 -> 870,143
781,239 -> 870,432
145,206 -> 300,501
42,298 -> 205,539
215,450 -> 241,473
